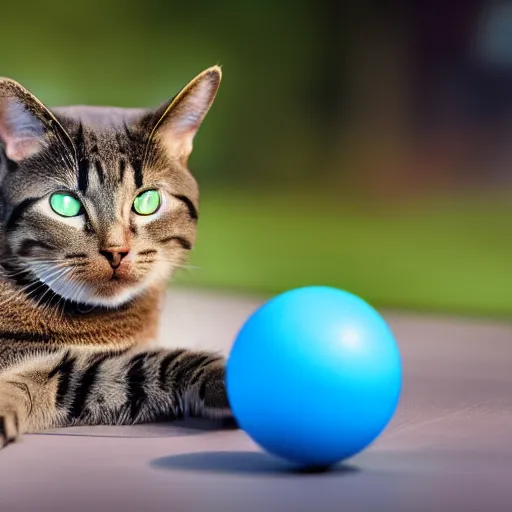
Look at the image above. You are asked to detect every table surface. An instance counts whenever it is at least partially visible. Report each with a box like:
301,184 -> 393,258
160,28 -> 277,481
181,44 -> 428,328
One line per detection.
1,289 -> 512,512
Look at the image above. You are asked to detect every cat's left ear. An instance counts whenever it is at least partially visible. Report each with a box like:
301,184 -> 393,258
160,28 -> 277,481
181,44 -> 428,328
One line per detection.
0,78 -> 73,162
146,66 -> 222,165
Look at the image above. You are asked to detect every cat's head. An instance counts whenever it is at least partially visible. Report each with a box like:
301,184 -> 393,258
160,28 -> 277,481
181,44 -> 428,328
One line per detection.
0,66 -> 221,308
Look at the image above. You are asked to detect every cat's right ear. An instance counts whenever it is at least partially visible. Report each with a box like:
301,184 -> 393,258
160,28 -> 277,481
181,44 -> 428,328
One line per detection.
0,78 -> 72,162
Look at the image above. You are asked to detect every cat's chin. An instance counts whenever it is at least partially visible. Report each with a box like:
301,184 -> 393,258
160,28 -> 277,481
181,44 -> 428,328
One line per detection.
34,271 -> 152,309
27,260 -> 173,310
73,285 -> 148,309
50,281 -> 149,309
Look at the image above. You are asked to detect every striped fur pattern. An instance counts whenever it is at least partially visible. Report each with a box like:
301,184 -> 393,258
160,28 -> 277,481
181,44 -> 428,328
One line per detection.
0,66 -> 233,448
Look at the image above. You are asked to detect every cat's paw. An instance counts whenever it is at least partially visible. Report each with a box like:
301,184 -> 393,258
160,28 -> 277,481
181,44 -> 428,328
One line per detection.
198,364 -> 237,427
0,407 -> 20,449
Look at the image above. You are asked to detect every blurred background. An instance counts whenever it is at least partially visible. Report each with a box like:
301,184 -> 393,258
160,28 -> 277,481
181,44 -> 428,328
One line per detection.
4,0 -> 512,317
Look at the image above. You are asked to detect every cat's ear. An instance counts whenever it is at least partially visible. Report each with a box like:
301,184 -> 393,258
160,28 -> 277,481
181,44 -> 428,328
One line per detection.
147,66 -> 222,164
0,78 -> 71,162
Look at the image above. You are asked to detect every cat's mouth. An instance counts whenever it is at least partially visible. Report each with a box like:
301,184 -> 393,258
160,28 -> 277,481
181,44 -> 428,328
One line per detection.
109,266 -> 134,282
24,259 -> 155,308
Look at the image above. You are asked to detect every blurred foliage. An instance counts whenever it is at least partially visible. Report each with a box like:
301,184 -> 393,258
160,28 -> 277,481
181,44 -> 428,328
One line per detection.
176,190 -> 512,318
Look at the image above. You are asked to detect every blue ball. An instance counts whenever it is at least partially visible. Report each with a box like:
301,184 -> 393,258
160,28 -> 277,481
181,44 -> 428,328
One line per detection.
226,286 -> 402,468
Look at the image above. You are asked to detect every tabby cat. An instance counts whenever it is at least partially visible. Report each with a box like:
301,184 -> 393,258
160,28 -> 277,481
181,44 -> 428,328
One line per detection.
0,66 -> 234,448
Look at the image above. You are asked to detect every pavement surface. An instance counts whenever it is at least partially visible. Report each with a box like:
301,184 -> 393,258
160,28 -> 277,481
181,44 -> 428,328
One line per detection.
1,289 -> 512,512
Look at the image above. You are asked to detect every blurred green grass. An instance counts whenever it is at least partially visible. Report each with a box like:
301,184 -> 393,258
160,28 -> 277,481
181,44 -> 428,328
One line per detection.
174,189 -> 512,318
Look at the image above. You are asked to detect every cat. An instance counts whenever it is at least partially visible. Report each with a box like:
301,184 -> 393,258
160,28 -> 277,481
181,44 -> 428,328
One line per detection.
0,66 -> 234,448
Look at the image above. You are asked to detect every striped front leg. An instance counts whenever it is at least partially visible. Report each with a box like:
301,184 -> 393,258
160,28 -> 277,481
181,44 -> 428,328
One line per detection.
0,346 -> 233,448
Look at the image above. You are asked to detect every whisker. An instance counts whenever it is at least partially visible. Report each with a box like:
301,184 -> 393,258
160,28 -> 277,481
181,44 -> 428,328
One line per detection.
33,267 -> 70,310
24,268 -> 67,307
67,279 -> 90,309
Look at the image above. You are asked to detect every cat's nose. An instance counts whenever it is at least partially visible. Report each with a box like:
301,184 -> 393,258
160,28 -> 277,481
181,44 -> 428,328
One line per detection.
99,247 -> 130,269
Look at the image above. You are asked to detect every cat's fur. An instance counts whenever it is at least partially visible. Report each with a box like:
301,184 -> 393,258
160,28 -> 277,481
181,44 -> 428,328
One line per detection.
0,66 -> 233,448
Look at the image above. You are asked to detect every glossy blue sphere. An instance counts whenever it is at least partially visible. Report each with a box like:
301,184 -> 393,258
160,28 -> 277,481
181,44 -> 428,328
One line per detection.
226,286 -> 402,468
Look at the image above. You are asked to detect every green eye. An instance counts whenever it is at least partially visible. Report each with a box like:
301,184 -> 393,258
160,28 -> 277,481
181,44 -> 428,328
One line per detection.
133,190 -> 161,216
50,193 -> 83,217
